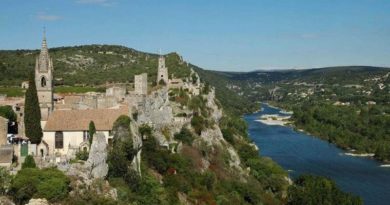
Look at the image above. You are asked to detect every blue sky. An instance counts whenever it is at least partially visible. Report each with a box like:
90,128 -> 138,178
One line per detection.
0,0 -> 389,71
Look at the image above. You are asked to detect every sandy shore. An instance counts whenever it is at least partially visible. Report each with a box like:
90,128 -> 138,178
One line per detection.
256,114 -> 291,126
344,152 -> 375,157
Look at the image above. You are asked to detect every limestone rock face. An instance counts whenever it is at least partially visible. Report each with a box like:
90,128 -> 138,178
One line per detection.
200,126 -> 225,146
205,89 -> 223,122
88,133 -> 108,179
26,199 -> 49,205
138,88 -> 173,125
0,196 -> 15,205
112,123 -> 131,143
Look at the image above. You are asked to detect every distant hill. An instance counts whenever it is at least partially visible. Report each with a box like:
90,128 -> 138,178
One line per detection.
221,66 -> 390,84
2,45 -> 388,115
0,45 -> 191,86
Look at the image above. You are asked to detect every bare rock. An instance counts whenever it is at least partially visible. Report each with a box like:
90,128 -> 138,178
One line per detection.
25,198 -> 49,205
0,196 -> 15,205
88,133 -> 108,179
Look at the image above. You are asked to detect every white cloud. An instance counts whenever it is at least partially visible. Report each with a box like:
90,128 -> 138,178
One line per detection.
36,13 -> 62,21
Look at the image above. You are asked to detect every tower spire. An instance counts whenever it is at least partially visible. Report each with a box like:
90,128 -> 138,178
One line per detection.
41,27 -> 47,50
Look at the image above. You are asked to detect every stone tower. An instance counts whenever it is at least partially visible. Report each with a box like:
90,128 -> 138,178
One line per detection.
156,54 -> 168,85
35,31 -> 53,121
135,73 -> 148,95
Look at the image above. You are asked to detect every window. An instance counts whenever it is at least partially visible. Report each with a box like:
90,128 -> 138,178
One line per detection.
41,76 -> 46,87
83,131 -> 88,142
55,131 -> 63,149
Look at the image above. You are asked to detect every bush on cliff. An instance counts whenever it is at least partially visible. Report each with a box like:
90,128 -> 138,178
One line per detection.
10,168 -> 69,204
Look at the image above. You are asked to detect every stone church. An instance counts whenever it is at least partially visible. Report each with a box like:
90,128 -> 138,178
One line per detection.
35,32 -> 54,121
34,33 -> 128,159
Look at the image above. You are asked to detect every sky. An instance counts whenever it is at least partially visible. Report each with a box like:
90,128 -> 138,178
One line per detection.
0,0 -> 390,71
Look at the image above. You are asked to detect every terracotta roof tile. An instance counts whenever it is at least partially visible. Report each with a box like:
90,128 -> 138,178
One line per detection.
44,106 -> 128,131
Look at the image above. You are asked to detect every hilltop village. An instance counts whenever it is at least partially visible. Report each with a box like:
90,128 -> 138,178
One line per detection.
0,34 -> 266,204
0,35 -> 366,205
0,34 -> 206,168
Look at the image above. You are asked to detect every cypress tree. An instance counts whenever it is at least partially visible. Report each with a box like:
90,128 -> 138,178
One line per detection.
24,72 -> 43,144
88,121 -> 96,145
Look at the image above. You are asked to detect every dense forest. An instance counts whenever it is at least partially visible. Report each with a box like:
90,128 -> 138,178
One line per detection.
292,103 -> 390,161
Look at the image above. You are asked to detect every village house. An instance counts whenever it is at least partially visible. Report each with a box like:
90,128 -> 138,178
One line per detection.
41,106 -> 128,156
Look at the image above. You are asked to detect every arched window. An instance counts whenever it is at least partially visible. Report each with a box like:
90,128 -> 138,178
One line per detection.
41,76 -> 47,87
55,131 -> 63,149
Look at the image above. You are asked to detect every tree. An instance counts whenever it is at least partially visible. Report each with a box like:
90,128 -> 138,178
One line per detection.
88,121 -> 96,145
287,175 -> 362,205
0,167 -> 11,195
22,155 -> 36,169
0,105 -> 17,121
24,72 -> 43,144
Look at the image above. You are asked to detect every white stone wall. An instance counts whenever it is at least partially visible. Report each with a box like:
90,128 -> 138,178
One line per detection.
43,131 -> 110,156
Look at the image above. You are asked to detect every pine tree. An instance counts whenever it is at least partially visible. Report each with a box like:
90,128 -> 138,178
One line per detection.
88,121 -> 96,145
24,72 -> 42,144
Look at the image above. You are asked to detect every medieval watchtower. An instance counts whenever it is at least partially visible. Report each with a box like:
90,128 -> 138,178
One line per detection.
156,54 -> 168,85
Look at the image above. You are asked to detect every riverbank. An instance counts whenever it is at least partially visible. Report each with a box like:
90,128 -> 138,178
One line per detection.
262,102 -> 390,164
245,104 -> 390,205
256,114 -> 291,126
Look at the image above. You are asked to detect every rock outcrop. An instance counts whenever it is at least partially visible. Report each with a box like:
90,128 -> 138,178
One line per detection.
88,133 -> 109,179
25,199 -> 49,205
138,87 -> 173,125
205,88 -> 223,122
0,196 -> 15,205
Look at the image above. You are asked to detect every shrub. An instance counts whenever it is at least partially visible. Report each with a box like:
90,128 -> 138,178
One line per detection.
10,168 -> 69,204
22,155 -> 36,169
0,105 -> 17,121
174,127 -> 195,145
221,128 -> 235,144
76,150 -> 89,161
0,167 -> 11,195
123,169 -> 141,192
139,124 -> 152,138
191,115 -> 205,135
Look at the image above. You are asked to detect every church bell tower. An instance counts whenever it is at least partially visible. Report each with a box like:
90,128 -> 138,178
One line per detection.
35,30 -> 53,121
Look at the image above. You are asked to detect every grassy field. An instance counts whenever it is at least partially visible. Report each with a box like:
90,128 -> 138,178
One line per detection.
0,87 -> 24,97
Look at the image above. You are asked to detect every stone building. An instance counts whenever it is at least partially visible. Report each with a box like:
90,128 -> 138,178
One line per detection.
106,86 -> 126,101
0,116 -> 7,146
134,73 -> 148,95
157,55 -> 168,84
42,106 -> 128,156
35,32 -> 54,121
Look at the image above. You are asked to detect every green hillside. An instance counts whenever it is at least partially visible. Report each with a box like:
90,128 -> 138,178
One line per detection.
214,66 -> 390,162
0,45 -> 191,86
